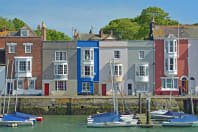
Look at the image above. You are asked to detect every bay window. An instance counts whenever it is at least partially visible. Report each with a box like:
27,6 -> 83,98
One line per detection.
54,63 -> 68,75
15,57 -> 32,77
114,64 -> 122,76
82,48 -> 94,61
164,40 -> 177,53
17,79 -> 24,89
136,64 -> 148,77
81,64 -> 94,77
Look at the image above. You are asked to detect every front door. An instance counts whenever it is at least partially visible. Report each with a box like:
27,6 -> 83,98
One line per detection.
128,83 -> 132,95
44,83 -> 49,96
7,82 -> 13,94
102,84 -> 106,96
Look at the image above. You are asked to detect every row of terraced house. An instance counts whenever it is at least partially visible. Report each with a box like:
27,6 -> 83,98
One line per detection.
0,20 -> 198,96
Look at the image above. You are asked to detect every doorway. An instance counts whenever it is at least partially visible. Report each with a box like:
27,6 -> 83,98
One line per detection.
102,84 -> 106,96
128,83 -> 132,95
7,82 -> 13,95
182,77 -> 188,95
44,83 -> 49,96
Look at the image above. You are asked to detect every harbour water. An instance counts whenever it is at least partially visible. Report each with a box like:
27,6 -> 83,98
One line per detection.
0,115 -> 198,132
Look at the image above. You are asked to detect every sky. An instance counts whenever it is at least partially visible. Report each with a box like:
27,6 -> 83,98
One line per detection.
0,0 -> 198,38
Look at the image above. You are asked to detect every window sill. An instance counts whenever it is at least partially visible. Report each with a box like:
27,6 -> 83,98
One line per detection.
161,88 -> 178,91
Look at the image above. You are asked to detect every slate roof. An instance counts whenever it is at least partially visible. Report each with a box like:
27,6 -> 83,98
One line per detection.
75,33 -> 118,41
153,25 -> 198,39
0,25 -> 38,37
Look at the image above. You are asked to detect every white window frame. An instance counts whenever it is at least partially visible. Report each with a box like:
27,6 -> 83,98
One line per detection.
114,50 -> 120,59
164,39 -> 177,53
17,79 -> 24,90
7,43 -> 17,53
55,80 -> 67,91
136,64 -> 149,77
114,64 -> 122,76
23,43 -> 33,53
81,64 -> 94,77
28,78 -> 36,90
55,51 -> 67,61
139,51 -> 144,59
82,48 -> 94,61
54,63 -> 68,75
165,56 -> 177,72
15,57 -> 32,73
161,77 -> 178,91
82,82 -> 90,92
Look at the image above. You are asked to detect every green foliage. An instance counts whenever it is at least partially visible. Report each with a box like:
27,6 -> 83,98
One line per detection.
102,6 -> 179,40
34,29 -> 72,41
12,18 -> 26,30
0,17 -> 15,31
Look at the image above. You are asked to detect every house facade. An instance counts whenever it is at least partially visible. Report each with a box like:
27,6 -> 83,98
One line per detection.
188,39 -> 198,94
42,41 -> 77,96
0,23 -> 45,95
99,41 -> 128,96
77,41 -> 99,95
127,40 -> 154,95
153,25 -> 189,95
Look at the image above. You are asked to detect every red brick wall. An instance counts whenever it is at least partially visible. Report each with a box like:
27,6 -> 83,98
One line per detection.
154,39 -> 188,95
4,37 -> 42,90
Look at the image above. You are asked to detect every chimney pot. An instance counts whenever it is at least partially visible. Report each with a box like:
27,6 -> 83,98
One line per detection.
2,25 -> 6,32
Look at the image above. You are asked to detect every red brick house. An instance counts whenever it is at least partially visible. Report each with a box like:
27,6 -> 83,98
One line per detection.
0,22 -> 46,95
152,25 -> 189,95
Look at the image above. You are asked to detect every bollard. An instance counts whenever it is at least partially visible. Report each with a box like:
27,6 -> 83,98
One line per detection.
146,98 -> 151,124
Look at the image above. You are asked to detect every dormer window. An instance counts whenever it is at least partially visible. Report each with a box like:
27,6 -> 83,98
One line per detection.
20,29 -> 29,37
23,43 -> 33,53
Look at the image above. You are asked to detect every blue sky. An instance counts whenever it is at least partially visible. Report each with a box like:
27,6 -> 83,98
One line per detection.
0,0 -> 197,37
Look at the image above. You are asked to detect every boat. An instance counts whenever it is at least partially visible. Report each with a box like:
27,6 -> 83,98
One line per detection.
0,114 -> 34,126
87,112 -> 138,127
162,115 -> 198,127
87,59 -> 138,127
12,112 -> 43,122
151,110 -> 187,120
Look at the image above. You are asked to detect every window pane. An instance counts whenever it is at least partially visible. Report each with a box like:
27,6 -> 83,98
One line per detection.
167,79 -> 172,88
174,79 -> 178,88
85,65 -> 90,76
170,58 -> 173,70
165,41 -> 168,53
29,80 -> 35,89
170,41 -> 173,52
162,79 -> 165,88
18,80 -> 23,89
64,64 -> 67,74
19,61 -> 26,72
85,50 -> 90,60
119,65 -> 122,76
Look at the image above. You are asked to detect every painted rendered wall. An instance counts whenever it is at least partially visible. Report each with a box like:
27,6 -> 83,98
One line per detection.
155,40 -> 188,95
128,40 -> 154,95
99,41 -> 128,95
42,41 -> 77,96
188,40 -> 198,94
0,66 -> 5,94
77,41 -> 99,95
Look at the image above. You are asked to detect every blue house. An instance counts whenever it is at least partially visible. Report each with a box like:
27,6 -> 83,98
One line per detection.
77,41 -> 99,95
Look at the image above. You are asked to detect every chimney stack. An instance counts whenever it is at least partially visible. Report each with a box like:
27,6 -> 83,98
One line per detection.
99,29 -> 103,37
74,29 -> 78,37
89,29 -> 92,34
2,25 -> 6,32
42,21 -> 46,41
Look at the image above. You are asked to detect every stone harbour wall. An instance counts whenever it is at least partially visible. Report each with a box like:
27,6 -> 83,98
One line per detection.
1,96 -> 198,115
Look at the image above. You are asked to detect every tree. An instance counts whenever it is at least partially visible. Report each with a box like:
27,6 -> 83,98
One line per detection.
102,6 -> 179,40
34,29 -> 72,41
13,18 -> 26,30
0,17 -> 15,31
